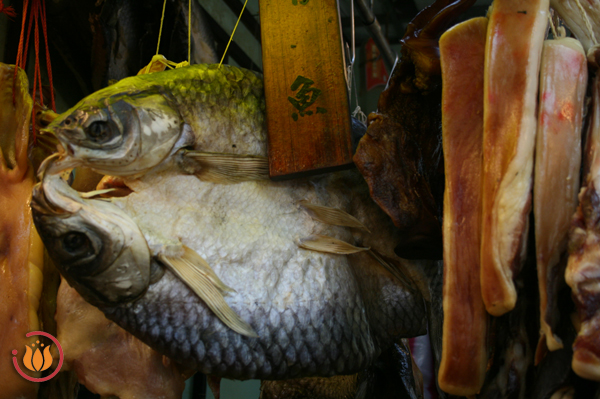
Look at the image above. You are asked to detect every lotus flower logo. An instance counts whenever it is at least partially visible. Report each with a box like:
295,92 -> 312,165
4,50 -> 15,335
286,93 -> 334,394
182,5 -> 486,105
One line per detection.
11,331 -> 64,382
22,340 -> 53,372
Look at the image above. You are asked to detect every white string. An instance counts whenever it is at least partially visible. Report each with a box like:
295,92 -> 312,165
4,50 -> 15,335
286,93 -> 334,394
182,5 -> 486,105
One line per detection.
346,0 -> 356,95
574,0 -> 598,46
548,14 -> 558,39
351,67 -> 367,124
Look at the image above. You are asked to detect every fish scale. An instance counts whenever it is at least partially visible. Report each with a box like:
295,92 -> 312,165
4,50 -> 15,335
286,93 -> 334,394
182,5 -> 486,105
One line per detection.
74,168 -> 428,379
103,269 -> 368,379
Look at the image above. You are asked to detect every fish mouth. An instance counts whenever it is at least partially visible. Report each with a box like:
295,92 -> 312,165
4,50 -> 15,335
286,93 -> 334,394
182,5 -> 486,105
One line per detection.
31,154 -> 81,217
31,180 -> 66,217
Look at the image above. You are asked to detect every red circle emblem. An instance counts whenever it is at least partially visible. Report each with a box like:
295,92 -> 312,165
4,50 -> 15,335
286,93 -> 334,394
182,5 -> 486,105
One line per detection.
12,331 -> 64,382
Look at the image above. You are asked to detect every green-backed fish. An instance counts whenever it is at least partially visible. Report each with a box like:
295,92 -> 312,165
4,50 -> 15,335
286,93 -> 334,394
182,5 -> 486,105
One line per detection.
44,64 -> 268,181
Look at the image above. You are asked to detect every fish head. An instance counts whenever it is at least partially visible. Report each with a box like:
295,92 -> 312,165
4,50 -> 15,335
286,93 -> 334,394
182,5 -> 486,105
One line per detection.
31,161 -> 151,306
45,80 -> 185,176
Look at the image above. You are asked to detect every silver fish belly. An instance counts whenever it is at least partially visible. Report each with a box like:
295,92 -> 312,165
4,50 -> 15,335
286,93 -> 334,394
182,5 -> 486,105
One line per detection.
101,170 -> 427,379
33,164 -> 427,380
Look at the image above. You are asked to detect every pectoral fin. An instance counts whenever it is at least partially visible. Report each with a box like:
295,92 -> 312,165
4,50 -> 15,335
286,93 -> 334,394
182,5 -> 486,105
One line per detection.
79,188 -> 116,198
158,247 -> 257,337
178,150 -> 269,183
298,235 -> 369,254
299,200 -> 370,232
179,246 -> 234,294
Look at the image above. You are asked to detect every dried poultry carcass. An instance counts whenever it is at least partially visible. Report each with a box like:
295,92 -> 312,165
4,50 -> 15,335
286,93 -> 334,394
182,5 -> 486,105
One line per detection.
31,63 -> 430,380
55,279 -> 188,398
353,0 -> 476,260
0,63 -> 44,399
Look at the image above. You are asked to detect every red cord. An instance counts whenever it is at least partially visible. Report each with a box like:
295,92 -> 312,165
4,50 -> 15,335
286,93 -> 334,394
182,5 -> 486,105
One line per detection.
12,0 -> 29,104
0,0 -> 16,18
40,0 -> 54,111
12,0 -> 56,142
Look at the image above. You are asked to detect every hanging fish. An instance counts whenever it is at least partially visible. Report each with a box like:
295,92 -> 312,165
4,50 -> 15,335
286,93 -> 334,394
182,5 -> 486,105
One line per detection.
43,64 -> 267,181
31,144 -> 429,379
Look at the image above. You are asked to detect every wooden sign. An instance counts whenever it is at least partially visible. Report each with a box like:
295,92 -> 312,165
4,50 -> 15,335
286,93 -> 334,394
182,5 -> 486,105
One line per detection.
259,0 -> 353,180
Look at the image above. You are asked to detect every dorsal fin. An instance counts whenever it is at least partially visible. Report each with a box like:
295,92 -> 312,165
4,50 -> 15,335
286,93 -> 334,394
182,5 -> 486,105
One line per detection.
179,150 -> 269,183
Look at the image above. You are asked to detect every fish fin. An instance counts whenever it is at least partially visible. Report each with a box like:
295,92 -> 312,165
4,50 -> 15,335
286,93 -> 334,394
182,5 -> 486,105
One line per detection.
178,150 -> 269,183
79,188 -> 116,198
138,54 -> 169,75
158,251 -> 257,338
367,249 -> 418,293
207,376 -> 222,399
180,246 -> 234,294
534,335 -> 548,366
299,200 -> 371,232
298,235 -> 369,254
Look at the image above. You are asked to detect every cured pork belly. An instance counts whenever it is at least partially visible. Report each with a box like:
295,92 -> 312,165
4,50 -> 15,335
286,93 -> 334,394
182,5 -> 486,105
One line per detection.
437,16 -> 488,396
56,279 -> 187,398
480,0 -> 549,316
534,38 -> 587,353
0,64 -> 44,398
566,72 -> 600,382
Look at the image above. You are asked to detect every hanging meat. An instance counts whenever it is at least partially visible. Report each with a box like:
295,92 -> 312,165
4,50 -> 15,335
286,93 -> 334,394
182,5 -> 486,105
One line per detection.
534,36 -> 587,354
438,16 -> 488,396
0,64 -> 44,399
566,70 -> 600,382
55,279 -> 188,398
480,0 -> 549,316
353,0 -> 476,260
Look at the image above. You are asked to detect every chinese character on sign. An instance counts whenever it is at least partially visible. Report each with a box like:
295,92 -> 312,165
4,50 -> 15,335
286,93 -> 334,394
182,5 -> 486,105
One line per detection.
292,0 -> 309,4
288,75 -> 327,121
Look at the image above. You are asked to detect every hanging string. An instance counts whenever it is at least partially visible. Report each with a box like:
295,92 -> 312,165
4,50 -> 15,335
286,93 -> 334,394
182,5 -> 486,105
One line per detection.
351,68 -> 367,125
188,0 -> 191,63
548,14 -> 558,39
218,0 -> 248,68
146,0 -> 190,73
13,0 -> 56,143
40,0 -> 55,110
0,0 -> 16,18
346,0 -> 356,95
33,0 -> 40,110
574,0 -> 598,46
13,0 -> 29,102
156,0 -> 168,55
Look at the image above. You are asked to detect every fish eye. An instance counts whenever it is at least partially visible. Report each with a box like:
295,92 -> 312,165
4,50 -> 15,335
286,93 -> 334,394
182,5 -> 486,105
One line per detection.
87,121 -> 115,144
64,118 -> 72,126
62,231 -> 92,255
